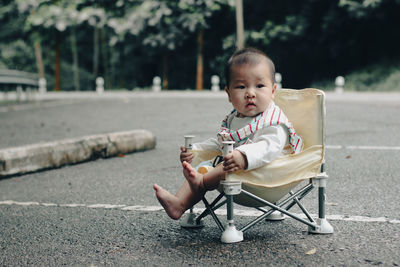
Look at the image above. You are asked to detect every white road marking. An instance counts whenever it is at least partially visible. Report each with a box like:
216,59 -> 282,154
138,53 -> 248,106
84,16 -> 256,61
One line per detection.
1,200 -> 398,224
326,145 -> 400,151
325,145 -> 343,149
86,204 -> 126,209
345,145 -> 400,150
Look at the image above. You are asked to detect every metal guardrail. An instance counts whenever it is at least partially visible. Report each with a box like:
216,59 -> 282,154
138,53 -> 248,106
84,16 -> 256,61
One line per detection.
0,69 -> 43,102
0,69 -> 39,88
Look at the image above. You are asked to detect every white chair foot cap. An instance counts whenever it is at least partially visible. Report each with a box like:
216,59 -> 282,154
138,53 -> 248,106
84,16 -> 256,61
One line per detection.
308,218 -> 334,234
180,213 -> 204,229
265,211 -> 286,221
221,225 -> 243,243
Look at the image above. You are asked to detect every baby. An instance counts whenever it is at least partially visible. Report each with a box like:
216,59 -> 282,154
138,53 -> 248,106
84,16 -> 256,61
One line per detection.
153,47 -> 302,220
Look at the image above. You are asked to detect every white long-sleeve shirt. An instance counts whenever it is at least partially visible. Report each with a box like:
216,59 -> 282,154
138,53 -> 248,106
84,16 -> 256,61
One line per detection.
192,110 -> 289,170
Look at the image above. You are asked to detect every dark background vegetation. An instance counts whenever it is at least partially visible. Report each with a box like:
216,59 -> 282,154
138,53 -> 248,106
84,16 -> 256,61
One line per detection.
1,0 -> 400,91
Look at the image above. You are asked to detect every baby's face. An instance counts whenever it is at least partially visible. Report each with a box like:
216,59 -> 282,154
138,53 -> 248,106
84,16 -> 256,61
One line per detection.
225,61 -> 276,118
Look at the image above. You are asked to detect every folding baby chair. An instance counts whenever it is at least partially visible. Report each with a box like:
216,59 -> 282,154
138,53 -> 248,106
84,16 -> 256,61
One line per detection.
181,88 -> 334,243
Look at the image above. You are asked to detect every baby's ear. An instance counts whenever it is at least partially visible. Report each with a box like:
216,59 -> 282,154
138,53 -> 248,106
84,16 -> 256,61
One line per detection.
271,83 -> 277,98
225,86 -> 232,102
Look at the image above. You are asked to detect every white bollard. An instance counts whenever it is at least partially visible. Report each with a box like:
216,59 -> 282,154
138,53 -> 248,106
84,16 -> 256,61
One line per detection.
26,87 -> 32,101
211,75 -> 220,92
275,73 -> 282,90
96,77 -> 104,93
335,76 -> 345,94
16,85 -> 23,102
39,78 -> 47,94
152,76 -> 161,92
2,91 -> 8,101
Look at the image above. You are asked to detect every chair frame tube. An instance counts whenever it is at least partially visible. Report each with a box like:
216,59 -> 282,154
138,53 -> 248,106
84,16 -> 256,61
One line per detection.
239,183 -> 317,232
201,196 -> 225,232
196,180 -> 318,233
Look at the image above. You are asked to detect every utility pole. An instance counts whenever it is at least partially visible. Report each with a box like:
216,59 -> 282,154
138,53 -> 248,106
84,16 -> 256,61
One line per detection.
196,28 -> 204,91
235,0 -> 245,50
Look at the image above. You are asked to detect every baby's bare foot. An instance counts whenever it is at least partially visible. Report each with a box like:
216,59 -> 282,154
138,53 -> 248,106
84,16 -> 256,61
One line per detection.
182,161 -> 205,195
153,184 -> 184,220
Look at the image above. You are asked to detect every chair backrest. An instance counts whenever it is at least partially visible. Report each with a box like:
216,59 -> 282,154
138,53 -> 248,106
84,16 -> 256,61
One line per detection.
274,88 -> 325,150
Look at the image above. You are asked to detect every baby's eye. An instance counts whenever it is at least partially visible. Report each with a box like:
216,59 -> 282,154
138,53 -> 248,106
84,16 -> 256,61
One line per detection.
235,85 -> 245,89
257,84 -> 265,88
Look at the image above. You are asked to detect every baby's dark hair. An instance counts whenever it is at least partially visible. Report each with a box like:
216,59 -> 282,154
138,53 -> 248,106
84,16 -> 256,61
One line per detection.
224,47 -> 275,87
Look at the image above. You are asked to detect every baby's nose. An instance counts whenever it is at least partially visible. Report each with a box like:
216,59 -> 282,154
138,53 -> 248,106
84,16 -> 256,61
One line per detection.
246,88 -> 256,97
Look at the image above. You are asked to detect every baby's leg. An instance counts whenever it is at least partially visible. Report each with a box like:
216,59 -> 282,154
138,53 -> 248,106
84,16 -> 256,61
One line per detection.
154,162 -> 226,220
182,161 -> 206,195
153,183 -> 191,220
183,161 -> 225,193
154,162 -> 205,220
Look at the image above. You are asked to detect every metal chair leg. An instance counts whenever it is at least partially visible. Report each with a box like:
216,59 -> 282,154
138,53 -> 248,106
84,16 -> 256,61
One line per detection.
309,172 -> 334,234
220,182 -> 243,243
180,207 -> 204,228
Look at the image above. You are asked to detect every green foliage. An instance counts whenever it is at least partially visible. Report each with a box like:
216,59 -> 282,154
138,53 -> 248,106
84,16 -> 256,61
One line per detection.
311,61 -> 400,91
59,61 -> 95,91
250,15 -> 307,45
0,0 -> 35,71
310,79 -> 335,92
20,0 -> 107,31
0,40 -> 36,72
379,70 -> 400,91
1,0 -> 400,91
107,0 -> 228,51
344,62 -> 400,91
339,0 -> 383,18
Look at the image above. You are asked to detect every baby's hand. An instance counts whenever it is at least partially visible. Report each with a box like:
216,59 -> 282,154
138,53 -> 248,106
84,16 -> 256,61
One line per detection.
180,146 -> 194,163
223,150 -> 248,173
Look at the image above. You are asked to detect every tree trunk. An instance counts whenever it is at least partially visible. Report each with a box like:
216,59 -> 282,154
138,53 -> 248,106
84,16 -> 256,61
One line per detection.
93,26 -> 99,79
235,0 -> 245,50
119,43 -> 125,89
101,27 -> 110,89
34,41 -> 45,78
162,53 -> 168,90
71,26 -> 80,91
196,28 -> 204,91
54,32 -> 61,91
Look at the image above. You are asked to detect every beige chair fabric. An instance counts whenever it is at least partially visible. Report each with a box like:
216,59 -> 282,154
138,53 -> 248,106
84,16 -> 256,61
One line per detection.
192,88 -> 326,205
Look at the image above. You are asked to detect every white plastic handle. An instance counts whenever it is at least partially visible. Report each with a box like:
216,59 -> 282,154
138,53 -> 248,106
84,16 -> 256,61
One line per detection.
222,141 -> 235,156
184,135 -> 195,150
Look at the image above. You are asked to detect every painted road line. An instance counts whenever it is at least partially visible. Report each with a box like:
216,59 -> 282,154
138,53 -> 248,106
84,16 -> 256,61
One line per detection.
1,200 -> 399,224
345,145 -> 400,150
326,145 -> 343,149
326,145 -> 400,151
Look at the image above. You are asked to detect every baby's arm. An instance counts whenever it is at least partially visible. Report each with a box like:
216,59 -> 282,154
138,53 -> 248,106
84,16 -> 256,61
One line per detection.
223,150 -> 248,173
235,125 -> 288,170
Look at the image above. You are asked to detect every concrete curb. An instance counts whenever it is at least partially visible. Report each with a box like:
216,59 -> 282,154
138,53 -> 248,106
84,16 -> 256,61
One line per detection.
0,129 -> 156,177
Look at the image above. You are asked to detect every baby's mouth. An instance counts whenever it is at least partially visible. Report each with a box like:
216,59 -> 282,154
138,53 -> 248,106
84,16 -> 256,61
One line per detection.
246,102 -> 256,108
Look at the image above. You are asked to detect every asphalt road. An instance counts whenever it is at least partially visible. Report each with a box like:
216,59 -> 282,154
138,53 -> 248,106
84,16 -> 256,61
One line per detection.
0,91 -> 399,266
